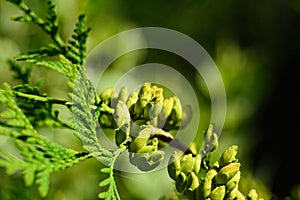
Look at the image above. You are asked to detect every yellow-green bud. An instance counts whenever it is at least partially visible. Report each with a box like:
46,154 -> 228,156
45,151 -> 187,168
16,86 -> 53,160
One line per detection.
210,185 -> 226,200
204,124 -> 219,152
137,137 -> 159,153
150,103 -> 163,119
126,91 -> 138,110
99,87 -> 115,103
132,83 -> 152,118
225,171 -> 241,192
247,189 -> 258,200
186,171 -> 200,191
138,83 -> 152,100
201,168 -> 218,198
117,86 -> 128,103
176,172 -> 188,193
134,98 -> 148,117
114,101 -> 130,128
158,97 -> 174,127
170,96 -> 182,125
219,145 -> 238,168
215,163 -> 241,185
143,102 -> 152,120
143,93 -> 163,119
151,86 -> 163,102
194,154 -> 202,174
115,125 -> 129,147
98,112 -> 116,128
168,151 -> 182,180
226,187 -> 239,200
180,154 -> 195,174
129,128 -> 151,152
99,103 -> 114,114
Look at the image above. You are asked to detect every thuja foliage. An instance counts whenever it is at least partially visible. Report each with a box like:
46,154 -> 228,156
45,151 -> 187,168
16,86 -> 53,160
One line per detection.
0,1 -> 267,199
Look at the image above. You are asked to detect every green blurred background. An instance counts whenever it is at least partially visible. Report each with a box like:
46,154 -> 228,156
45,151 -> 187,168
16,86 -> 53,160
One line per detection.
0,0 -> 300,199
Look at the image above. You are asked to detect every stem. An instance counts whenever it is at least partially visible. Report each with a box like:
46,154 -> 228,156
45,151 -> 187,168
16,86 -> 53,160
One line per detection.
14,91 -> 72,107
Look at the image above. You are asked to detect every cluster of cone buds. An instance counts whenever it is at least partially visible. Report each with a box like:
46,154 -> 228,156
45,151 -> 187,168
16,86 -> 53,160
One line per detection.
168,151 -> 202,199
97,83 -> 192,171
168,144 -> 264,200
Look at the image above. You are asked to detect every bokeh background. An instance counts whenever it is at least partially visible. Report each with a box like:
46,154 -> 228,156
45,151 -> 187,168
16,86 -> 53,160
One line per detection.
0,0 -> 300,199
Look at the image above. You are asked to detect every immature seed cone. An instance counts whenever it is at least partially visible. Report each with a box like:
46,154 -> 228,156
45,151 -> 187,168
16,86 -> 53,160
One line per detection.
200,168 -> 218,198
180,154 -> 196,174
168,151 -> 181,181
126,91 -> 138,112
210,185 -> 226,200
158,97 -> 174,128
98,83 -> 194,172
163,96 -> 182,131
218,145 -> 238,168
225,170 -> 241,192
129,127 -> 151,153
215,163 -> 241,185
99,87 -> 116,105
115,125 -> 129,147
114,100 -> 130,128
203,124 -> 219,153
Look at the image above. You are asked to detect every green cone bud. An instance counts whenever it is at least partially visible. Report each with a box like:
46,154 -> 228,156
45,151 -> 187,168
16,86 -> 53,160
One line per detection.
162,96 -> 183,131
180,154 -> 195,174
115,128 -> 128,146
118,86 -> 127,102
186,171 -> 200,191
137,137 -> 159,153
150,103 -> 163,119
215,163 -> 241,185
226,188 -> 239,200
132,83 -> 152,119
171,96 -> 182,123
203,124 -> 219,153
99,103 -> 114,113
225,171 -> 241,192
176,172 -> 188,193
129,128 -> 151,152
247,189 -> 258,200
126,91 -> 138,111
158,97 -> 174,127
168,151 -> 182,180
143,102 -> 152,120
219,145 -> 238,167
201,168 -> 218,198
98,112 -> 116,128
114,100 -> 130,128
138,83 -> 152,100
210,185 -> 226,200
99,87 -> 115,104
134,99 -> 148,118
150,87 -> 164,119
194,154 -> 202,174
